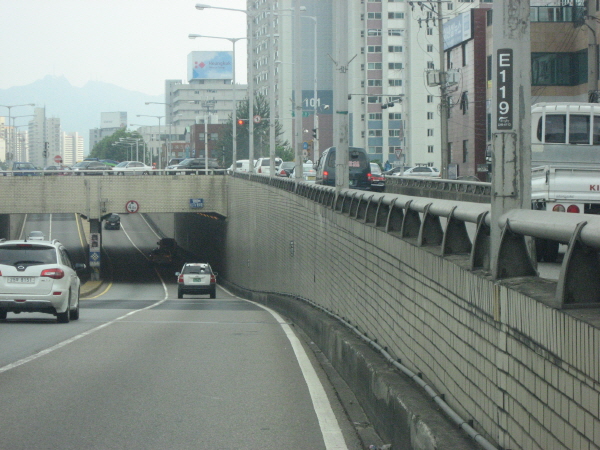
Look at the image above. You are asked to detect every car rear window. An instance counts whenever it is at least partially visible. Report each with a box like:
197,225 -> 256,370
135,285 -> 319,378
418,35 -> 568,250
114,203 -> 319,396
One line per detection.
183,265 -> 211,274
0,245 -> 58,265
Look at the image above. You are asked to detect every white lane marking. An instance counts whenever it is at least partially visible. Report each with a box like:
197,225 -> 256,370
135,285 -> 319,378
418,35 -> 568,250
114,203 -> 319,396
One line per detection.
221,288 -> 348,450
119,221 -> 169,295
0,219 -> 171,374
0,296 -> 168,375
18,214 -> 28,239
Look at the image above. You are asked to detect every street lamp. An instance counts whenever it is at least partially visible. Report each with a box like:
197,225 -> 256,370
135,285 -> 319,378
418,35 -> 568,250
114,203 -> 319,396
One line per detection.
112,141 -> 133,161
137,115 -> 164,169
188,34 -> 246,172
195,3 -> 257,173
0,103 -> 35,160
301,13 -> 319,163
120,137 -> 142,161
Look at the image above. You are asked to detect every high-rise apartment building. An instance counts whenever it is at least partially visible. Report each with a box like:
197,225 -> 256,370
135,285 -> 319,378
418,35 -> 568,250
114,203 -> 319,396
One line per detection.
252,0 -> 334,161
63,132 -> 84,165
250,0 -> 444,167
27,108 -> 61,168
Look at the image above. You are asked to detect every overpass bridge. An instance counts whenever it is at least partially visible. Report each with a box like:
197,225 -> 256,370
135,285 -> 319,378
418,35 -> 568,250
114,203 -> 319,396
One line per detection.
0,174 -> 229,219
1,172 -> 599,449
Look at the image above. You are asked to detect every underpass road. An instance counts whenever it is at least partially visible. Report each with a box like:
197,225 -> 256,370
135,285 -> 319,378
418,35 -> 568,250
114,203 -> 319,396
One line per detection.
0,214 -> 363,450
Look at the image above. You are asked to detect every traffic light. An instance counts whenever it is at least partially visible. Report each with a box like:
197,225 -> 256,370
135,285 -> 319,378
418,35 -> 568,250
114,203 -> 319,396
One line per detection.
312,128 -> 318,139
237,119 -> 245,126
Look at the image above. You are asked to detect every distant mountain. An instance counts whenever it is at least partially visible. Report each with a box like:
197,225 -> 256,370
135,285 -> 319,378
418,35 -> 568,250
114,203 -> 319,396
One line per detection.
0,75 -> 164,153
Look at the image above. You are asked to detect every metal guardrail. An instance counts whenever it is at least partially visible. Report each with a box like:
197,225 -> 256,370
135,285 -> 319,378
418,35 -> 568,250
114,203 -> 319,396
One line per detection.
0,169 -> 228,176
233,172 -> 600,308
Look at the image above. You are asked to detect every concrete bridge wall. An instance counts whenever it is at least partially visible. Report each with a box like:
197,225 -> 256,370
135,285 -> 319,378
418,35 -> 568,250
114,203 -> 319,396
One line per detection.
0,176 -> 228,218
221,177 -> 600,450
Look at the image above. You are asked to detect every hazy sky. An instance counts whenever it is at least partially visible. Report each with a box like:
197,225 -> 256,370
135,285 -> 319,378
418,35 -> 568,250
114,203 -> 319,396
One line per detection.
0,0 -> 248,96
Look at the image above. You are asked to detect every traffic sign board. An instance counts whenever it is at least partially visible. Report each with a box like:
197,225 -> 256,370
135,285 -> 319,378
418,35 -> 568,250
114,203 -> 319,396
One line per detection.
125,200 -> 140,213
253,115 -> 261,124
54,155 -> 62,164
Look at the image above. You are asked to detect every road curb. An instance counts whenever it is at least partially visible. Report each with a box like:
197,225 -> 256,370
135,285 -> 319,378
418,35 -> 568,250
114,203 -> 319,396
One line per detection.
80,280 -> 104,298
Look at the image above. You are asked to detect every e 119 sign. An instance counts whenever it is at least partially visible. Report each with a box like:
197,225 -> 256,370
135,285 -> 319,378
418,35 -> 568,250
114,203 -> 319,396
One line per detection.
496,49 -> 513,130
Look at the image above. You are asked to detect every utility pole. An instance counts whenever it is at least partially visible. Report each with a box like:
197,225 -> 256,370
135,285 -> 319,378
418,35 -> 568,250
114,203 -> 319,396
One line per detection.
490,0 -> 532,279
333,0 -> 350,192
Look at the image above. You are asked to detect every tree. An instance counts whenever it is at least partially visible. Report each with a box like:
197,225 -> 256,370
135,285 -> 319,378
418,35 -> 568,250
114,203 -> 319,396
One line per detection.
215,93 -> 292,167
88,129 -> 145,162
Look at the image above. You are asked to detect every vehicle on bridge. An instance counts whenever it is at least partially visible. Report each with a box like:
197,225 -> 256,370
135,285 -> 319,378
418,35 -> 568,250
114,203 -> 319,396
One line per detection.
531,102 -> 600,261
255,157 -> 283,175
314,147 -> 371,190
43,165 -> 69,175
112,161 -> 153,175
369,162 -> 386,192
148,238 -> 178,265
167,158 -> 223,175
275,161 -> 295,177
68,160 -> 113,175
175,262 -> 217,299
227,159 -> 257,174
0,238 -> 86,323
7,161 -> 40,176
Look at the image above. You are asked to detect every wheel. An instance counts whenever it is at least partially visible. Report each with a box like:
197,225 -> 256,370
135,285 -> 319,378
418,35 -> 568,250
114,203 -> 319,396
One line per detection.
178,289 -> 183,299
0,311 -> 7,320
57,294 -> 71,323
210,288 -> 216,299
69,289 -> 80,320
142,171 -> 149,175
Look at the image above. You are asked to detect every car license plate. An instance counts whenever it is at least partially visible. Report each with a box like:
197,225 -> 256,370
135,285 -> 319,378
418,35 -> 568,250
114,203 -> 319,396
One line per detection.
307,176 -> 315,180
8,277 -> 34,284
193,277 -> 203,282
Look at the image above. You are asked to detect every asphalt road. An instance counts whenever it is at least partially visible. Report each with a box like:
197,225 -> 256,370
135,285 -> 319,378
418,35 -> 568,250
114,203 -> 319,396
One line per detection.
0,213 -> 363,450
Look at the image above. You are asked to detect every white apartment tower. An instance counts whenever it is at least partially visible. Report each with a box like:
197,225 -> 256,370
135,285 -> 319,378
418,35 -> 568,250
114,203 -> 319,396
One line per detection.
28,108 -> 62,168
63,132 -> 84,165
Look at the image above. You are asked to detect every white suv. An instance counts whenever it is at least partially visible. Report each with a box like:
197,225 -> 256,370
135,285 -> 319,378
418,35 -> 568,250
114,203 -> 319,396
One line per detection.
0,239 -> 86,323
176,263 -> 217,299
254,157 -> 282,175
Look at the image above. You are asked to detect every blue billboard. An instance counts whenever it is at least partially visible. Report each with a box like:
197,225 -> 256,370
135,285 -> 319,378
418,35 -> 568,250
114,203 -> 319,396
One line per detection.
188,51 -> 233,80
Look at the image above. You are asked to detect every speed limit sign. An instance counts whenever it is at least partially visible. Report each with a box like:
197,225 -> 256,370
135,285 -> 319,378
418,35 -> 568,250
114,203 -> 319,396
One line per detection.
125,200 -> 140,213
253,115 -> 261,124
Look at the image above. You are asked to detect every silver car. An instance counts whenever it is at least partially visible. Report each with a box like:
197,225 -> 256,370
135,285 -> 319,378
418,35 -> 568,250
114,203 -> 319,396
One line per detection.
112,161 -> 153,175
27,231 -> 45,241
175,263 -> 217,299
0,239 -> 86,322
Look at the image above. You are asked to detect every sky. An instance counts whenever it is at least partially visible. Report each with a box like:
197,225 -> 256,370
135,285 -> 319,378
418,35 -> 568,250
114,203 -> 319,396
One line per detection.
0,0 -> 248,96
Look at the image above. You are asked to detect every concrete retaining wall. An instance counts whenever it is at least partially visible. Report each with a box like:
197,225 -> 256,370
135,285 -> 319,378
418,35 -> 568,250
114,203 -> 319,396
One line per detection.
222,177 -> 600,450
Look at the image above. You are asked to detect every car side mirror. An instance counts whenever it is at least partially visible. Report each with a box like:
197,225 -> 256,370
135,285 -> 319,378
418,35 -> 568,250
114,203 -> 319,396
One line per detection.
75,263 -> 87,271
175,272 -> 180,277
213,272 -> 219,277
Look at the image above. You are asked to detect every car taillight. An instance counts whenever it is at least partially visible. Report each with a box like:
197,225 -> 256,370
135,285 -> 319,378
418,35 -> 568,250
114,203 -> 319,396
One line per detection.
258,167 -> 262,173
552,204 -> 565,212
41,268 -> 65,279
0,270 -> 2,276
367,173 -> 373,181
567,205 -> 580,213
323,170 -> 329,180
210,275 -> 216,283
178,274 -> 184,283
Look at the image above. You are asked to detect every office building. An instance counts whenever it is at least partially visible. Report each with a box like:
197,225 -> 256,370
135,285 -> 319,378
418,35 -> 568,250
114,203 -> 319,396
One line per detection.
89,112 -> 127,151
